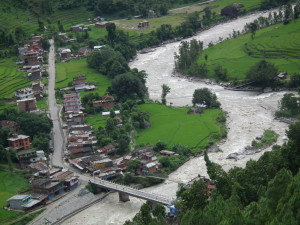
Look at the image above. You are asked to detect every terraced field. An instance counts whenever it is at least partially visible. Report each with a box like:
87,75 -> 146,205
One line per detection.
136,103 -> 223,148
197,19 -> 300,79
0,58 -> 30,100
56,59 -> 111,97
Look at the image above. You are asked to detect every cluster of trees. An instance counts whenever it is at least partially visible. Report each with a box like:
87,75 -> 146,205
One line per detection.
87,46 -> 129,78
246,60 -> 278,87
276,93 -> 300,118
96,101 -> 150,155
192,88 -> 220,108
260,0 -> 299,11
0,109 -> 53,153
124,203 -> 166,225
174,121 -> 300,224
174,39 -> 205,76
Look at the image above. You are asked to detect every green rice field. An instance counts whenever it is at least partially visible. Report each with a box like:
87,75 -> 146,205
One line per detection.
136,103 -> 223,148
56,59 -> 111,97
198,19 -> 300,80
0,58 -> 30,100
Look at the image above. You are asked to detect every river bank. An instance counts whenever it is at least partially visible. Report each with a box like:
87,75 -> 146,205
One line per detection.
62,8 -> 290,225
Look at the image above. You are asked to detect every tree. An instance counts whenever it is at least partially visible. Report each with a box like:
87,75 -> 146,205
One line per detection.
32,134 -> 50,152
161,84 -> 171,105
247,22 -> 258,40
214,65 -> 228,81
127,159 -> 141,173
111,73 -> 147,101
106,23 -> 117,45
192,88 -> 220,108
176,179 -> 208,213
117,134 -> 130,155
279,93 -> 299,115
246,60 -> 278,87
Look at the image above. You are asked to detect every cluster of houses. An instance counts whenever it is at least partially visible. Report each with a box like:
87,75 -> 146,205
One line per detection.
15,35 -> 47,113
6,167 -> 79,211
2,120 -> 79,211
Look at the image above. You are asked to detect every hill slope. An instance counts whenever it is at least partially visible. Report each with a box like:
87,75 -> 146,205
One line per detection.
197,19 -> 300,79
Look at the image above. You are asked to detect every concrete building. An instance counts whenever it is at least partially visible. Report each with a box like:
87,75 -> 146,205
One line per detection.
17,98 -> 37,112
65,111 -> 85,126
7,134 -> 31,150
6,195 -> 33,210
32,178 -> 65,201
63,93 -> 82,113
15,88 -> 34,100
17,150 -> 47,166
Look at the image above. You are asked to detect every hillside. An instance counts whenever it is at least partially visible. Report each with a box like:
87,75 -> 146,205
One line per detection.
197,19 -> 300,80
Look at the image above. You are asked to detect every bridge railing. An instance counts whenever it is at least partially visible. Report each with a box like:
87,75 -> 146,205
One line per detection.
91,178 -> 174,204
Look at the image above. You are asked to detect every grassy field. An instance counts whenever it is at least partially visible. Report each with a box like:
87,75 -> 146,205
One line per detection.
36,98 -> 47,110
56,59 -> 111,97
136,103 -> 223,148
197,19 -> 300,80
88,26 -> 108,40
115,0 -> 262,34
85,113 -> 108,130
0,167 -> 30,223
0,58 -> 30,100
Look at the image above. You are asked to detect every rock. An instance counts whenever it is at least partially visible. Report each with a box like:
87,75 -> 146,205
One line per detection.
226,152 -> 239,160
208,146 -> 222,153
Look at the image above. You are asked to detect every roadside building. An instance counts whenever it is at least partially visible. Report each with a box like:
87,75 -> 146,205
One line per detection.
63,93 -> 82,113
6,195 -> 40,210
32,178 -> 65,201
28,161 -> 49,173
7,134 -> 31,150
69,124 -> 92,132
65,111 -> 85,126
24,51 -> 41,65
27,68 -> 42,80
17,98 -> 37,112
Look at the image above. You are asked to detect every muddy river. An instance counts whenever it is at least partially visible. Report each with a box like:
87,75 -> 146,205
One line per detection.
63,8 -> 289,225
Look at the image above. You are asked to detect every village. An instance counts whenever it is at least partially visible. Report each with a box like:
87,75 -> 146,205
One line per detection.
2,30 -> 215,214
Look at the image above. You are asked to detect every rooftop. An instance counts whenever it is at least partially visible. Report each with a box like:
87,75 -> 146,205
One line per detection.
7,195 -> 30,201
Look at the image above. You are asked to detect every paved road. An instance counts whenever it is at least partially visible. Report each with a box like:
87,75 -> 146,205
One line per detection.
48,39 -> 64,168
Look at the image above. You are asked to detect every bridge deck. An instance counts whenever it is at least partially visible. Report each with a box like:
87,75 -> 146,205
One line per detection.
90,179 -> 173,205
